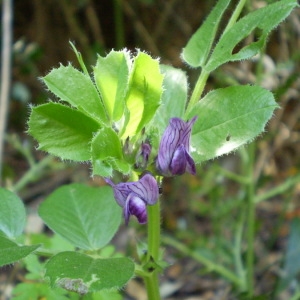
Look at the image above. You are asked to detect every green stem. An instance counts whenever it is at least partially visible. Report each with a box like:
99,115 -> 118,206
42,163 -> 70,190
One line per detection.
69,41 -> 89,76
35,249 -> 56,258
147,201 -> 160,261
223,0 -> 247,35
5,134 -> 35,167
162,235 -> 243,287
254,174 -> 300,204
143,201 -> 161,300
233,207 -> 247,291
186,0 -> 247,116
216,165 -> 251,185
246,142 -> 255,297
11,155 -> 54,193
185,69 -> 209,116
144,273 -> 160,300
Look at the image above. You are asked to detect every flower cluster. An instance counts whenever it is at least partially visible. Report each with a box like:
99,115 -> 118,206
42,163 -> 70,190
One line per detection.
106,117 -> 197,224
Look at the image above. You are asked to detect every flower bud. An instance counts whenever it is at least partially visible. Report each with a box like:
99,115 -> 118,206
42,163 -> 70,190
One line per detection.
135,141 -> 152,169
156,117 -> 197,176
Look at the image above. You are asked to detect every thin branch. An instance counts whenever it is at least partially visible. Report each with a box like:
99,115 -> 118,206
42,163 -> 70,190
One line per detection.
0,0 -> 13,185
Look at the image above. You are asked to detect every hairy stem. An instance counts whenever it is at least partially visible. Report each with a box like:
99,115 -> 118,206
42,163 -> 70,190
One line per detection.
186,69 -> 209,115
223,0 -> 247,35
186,0 -> 247,116
144,272 -> 160,300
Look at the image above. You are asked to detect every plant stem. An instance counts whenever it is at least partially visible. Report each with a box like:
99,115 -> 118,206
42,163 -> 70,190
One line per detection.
233,207 -> 247,291
222,0 -> 247,35
143,201 -> 161,300
216,165 -> 251,185
69,41 -> 89,76
185,69 -> 209,116
144,272 -> 160,300
35,249 -> 56,258
246,142 -> 255,297
11,155 -> 54,193
185,0 -> 247,117
162,235 -> 243,287
147,201 -> 160,261
254,174 -> 300,204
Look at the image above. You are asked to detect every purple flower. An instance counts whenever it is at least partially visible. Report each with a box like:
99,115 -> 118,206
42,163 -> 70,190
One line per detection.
156,116 -> 197,176
135,141 -> 152,169
105,173 -> 159,224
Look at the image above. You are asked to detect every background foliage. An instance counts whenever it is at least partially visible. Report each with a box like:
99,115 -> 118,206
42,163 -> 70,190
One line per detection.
1,0 -> 300,299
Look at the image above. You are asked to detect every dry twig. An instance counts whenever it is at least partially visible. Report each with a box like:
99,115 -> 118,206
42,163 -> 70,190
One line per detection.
0,0 -> 13,185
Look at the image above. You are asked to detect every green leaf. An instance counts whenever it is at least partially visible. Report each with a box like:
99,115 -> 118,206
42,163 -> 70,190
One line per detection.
187,85 -> 278,162
0,188 -> 26,238
90,290 -> 122,300
122,51 -> 163,138
94,50 -> 131,121
91,127 -> 131,177
43,65 -> 108,125
12,282 -> 71,300
23,254 -> 45,280
90,160 -> 114,178
91,158 -> 131,178
181,0 -> 231,67
105,157 -> 131,176
38,184 -> 122,250
277,218 -> 300,293
12,283 -> 42,300
205,0 -> 298,72
28,103 -> 100,161
45,252 -> 135,293
28,233 -> 75,253
0,236 -> 40,267
150,65 -> 187,134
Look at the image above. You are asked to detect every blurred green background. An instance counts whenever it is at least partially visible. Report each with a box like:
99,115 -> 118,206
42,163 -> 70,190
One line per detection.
1,0 -> 300,299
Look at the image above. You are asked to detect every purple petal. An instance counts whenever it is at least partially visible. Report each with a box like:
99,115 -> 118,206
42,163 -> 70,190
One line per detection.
104,178 -> 130,207
156,118 -> 183,175
170,144 -> 187,175
141,142 -> 151,162
180,116 -> 197,151
125,193 -> 147,224
105,174 -> 159,209
157,116 -> 198,176
135,141 -> 152,169
127,173 -> 159,205
185,150 -> 196,175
